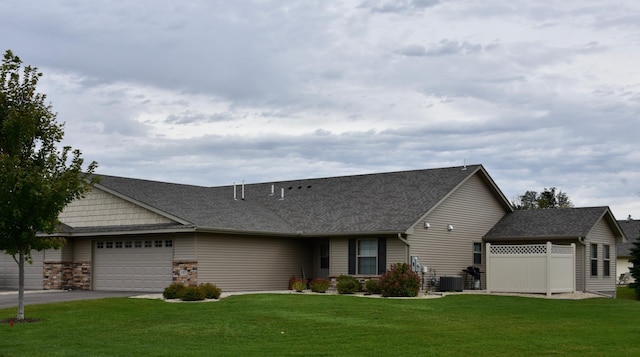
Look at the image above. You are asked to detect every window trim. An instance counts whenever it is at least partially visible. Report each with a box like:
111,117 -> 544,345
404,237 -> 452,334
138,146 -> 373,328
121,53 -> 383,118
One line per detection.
590,243 -> 598,276
473,242 -> 482,265
357,239 -> 377,275
603,244 -> 610,277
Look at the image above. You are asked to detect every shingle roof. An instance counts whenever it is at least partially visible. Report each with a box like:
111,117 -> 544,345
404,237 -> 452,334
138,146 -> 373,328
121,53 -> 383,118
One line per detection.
484,206 -> 620,241
93,164 -> 509,235
617,219 -> 640,257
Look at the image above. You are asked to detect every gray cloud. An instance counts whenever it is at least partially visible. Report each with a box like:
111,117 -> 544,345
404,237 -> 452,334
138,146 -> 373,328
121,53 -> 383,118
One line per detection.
2,0 -> 639,219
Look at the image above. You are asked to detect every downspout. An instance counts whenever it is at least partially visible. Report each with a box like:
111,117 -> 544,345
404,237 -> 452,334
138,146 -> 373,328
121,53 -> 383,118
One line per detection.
577,237 -> 587,293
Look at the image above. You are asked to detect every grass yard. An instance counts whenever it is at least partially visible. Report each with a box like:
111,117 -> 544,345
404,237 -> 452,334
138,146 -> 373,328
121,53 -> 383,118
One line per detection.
1,289 -> 639,356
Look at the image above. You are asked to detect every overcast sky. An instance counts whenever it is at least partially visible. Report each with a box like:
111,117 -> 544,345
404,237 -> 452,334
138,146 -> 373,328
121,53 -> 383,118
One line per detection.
2,0 -> 639,219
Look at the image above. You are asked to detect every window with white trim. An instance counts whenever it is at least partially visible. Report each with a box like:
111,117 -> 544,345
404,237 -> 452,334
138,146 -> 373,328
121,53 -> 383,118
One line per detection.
603,244 -> 610,277
590,244 -> 598,276
357,239 -> 377,275
473,242 -> 482,265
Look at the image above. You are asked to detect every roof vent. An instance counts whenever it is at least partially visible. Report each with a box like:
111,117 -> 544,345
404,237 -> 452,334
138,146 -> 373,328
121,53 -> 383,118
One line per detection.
270,184 -> 275,196
279,188 -> 285,200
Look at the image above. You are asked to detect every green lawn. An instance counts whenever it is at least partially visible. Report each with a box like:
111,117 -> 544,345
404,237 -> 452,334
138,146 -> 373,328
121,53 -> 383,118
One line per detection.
2,289 -> 639,356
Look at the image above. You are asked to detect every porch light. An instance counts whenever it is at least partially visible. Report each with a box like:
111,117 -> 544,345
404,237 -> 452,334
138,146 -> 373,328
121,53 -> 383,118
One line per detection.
424,222 -> 430,229
447,224 -> 454,231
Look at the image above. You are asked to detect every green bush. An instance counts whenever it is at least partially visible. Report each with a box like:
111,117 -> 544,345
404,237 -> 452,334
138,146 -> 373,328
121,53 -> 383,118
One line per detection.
309,278 -> 330,293
336,275 -> 360,294
365,279 -> 381,294
181,285 -> 206,301
378,263 -> 421,297
163,282 -> 186,299
199,283 -> 222,299
292,279 -> 307,292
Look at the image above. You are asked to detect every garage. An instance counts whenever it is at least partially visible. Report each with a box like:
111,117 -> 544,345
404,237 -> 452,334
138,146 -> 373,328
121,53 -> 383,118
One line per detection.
93,238 -> 173,292
0,251 -> 45,290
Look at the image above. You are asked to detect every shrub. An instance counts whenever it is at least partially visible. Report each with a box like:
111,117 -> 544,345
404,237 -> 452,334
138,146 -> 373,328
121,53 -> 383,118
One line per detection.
199,283 -> 222,299
309,278 -> 330,293
163,282 -> 186,299
289,275 -> 298,290
292,279 -> 307,292
378,263 -> 421,297
181,285 -> 206,301
336,275 -> 360,294
365,279 -> 381,294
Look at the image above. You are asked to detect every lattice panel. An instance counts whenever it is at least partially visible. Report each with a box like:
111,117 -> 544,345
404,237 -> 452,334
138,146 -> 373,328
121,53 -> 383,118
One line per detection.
490,244 -> 546,255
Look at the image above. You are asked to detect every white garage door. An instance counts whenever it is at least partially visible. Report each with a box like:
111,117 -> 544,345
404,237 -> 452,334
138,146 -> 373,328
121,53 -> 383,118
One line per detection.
93,239 -> 173,292
0,251 -> 44,290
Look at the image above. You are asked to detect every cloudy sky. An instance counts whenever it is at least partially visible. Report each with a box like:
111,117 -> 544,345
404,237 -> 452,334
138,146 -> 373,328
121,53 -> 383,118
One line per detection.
2,0 -> 639,219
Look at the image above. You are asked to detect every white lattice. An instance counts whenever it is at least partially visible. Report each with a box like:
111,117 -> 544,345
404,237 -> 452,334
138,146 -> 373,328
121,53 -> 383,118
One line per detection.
490,244 -> 546,255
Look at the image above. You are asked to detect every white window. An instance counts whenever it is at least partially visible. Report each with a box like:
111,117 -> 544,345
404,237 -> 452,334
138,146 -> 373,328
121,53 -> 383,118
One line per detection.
125,241 -> 132,248
603,244 -> 610,277
115,241 -> 123,248
164,240 -> 173,247
144,241 -> 152,248
590,244 -> 598,276
106,242 -> 113,249
473,243 -> 482,265
154,240 -> 163,248
357,240 -> 377,275
96,242 -> 104,249
134,241 -> 142,248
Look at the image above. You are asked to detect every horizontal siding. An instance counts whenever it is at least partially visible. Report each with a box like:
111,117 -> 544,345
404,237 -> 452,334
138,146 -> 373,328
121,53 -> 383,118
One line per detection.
408,174 -> 507,286
174,233 -> 196,261
74,239 -> 92,263
58,188 -> 173,227
196,234 -> 312,292
386,238 -> 408,269
585,219 -> 617,295
330,239 -> 348,276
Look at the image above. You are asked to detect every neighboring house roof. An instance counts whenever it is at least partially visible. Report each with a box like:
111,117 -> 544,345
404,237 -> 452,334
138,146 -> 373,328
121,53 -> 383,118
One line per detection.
484,206 -> 624,242
88,164 -> 511,236
617,219 -> 640,257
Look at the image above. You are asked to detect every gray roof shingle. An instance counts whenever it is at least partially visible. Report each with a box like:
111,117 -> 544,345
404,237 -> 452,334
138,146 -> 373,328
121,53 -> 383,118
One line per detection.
617,219 -> 640,257
93,164 -> 508,235
484,206 -> 620,241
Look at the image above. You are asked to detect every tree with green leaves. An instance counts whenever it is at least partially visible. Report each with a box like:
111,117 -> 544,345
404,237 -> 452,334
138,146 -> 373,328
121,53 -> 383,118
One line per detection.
0,50 -> 97,320
629,230 -> 640,300
512,187 -> 573,210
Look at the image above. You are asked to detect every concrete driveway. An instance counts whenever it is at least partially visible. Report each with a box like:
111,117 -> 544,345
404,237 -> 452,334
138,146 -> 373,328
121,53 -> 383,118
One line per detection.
0,290 -> 145,309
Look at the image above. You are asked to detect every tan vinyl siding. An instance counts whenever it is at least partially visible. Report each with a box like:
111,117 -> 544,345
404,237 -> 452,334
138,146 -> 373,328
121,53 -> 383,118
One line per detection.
408,173 -> 507,285
387,237 -> 408,269
74,239 -> 92,263
575,244 -> 585,291
58,188 -> 173,227
196,234 -> 312,292
43,248 -> 62,262
585,219 -> 617,295
330,238 -> 349,276
174,233 -> 196,261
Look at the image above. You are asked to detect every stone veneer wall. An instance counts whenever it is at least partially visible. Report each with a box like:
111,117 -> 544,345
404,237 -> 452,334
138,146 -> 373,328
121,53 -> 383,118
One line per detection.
43,262 -> 73,290
43,262 -> 91,290
72,262 -> 91,290
173,261 -> 198,286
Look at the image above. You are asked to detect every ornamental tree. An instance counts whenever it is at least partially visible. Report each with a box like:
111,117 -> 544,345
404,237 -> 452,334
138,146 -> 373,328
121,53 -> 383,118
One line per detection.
0,50 -> 97,320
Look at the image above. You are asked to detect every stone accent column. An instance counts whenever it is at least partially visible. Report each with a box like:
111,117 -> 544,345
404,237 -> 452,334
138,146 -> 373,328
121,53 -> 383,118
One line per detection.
43,262 -> 74,290
72,262 -> 91,290
173,261 -> 198,286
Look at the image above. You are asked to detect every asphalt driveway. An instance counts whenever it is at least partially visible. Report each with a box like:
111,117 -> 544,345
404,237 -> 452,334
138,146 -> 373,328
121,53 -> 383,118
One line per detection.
0,290 -> 145,309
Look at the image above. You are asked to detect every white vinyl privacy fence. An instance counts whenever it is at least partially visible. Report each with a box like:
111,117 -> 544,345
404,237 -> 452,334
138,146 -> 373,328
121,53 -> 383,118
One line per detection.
486,242 -> 576,296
